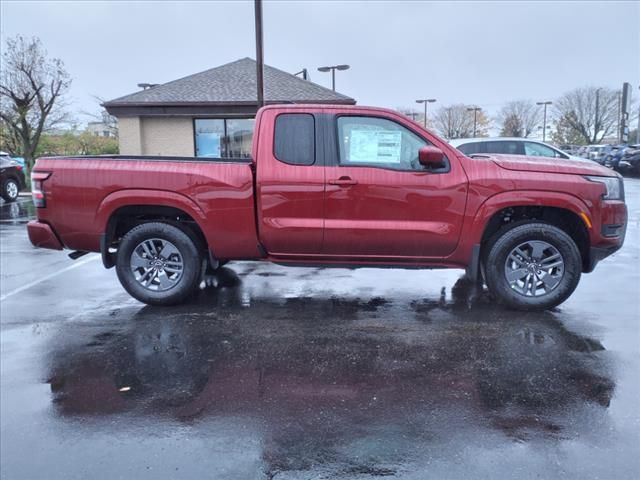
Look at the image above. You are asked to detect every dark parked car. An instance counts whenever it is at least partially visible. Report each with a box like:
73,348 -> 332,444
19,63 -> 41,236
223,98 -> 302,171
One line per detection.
599,145 -> 625,169
617,144 -> 640,175
0,155 -> 26,202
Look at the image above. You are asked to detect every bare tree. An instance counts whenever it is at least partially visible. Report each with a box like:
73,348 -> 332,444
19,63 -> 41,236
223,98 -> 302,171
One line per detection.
497,100 -> 541,137
0,118 -> 22,154
82,96 -> 119,138
0,35 -> 71,171
550,112 -> 587,146
432,104 -> 490,139
553,86 -> 618,144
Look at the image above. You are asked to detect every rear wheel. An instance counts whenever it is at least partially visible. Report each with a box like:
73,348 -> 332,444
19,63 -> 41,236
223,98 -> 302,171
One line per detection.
116,222 -> 202,305
484,222 -> 582,310
1,178 -> 19,202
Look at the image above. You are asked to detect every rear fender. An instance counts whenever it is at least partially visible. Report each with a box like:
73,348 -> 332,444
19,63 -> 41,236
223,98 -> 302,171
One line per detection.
95,189 -> 210,248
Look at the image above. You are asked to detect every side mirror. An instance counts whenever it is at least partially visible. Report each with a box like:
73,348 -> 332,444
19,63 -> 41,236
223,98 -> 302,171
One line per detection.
418,146 -> 445,167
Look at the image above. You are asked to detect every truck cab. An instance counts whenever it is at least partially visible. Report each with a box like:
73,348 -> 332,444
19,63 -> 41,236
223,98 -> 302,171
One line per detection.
255,106 -> 467,261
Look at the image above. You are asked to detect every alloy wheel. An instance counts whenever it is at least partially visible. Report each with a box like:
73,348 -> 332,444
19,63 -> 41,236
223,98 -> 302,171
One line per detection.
130,238 -> 184,291
6,180 -> 18,199
504,240 -> 565,297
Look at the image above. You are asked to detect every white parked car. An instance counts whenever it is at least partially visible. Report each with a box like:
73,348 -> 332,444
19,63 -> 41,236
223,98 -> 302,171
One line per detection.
449,138 -> 590,162
584,145 -> 608,162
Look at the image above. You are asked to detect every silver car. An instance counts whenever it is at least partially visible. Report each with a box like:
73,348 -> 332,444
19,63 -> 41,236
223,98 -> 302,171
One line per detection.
449,137 -> 589,162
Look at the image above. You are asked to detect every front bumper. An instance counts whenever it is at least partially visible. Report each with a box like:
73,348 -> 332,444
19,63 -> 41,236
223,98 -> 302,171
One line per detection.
586,244 -> 623,273
584,199 -> 627,273
27,221 -> 63,250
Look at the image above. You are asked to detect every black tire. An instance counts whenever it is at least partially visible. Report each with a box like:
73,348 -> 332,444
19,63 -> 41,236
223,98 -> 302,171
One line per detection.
1,178 -> 20,202
116,222 -> 202,305
484,222 -> 582,311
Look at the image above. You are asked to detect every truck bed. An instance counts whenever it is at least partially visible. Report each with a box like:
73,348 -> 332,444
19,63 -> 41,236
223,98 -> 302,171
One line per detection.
33,155 -> 262,259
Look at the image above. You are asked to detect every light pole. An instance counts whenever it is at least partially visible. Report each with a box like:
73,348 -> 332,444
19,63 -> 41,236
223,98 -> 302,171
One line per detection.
405,111 -> 419,121
317,64 -> 350,91
536,101 -> 552,142
594,88 -> 602,143
293,69 -> 309,80
467,106 -> 481,137
415,99 -> 436,128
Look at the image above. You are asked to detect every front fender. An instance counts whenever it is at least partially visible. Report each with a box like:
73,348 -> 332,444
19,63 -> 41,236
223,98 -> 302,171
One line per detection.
450,189 -> 593,265
470,190 -> 592,239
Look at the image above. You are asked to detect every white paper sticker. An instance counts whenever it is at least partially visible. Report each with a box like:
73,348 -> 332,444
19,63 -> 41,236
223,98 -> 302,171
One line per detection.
349,130 -> 402,163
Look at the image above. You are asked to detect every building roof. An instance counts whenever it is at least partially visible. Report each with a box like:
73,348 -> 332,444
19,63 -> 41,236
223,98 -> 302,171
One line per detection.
104,58 -> 355,107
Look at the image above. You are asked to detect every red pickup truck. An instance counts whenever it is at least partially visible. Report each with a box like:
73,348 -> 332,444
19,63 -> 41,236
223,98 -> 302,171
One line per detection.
27,105 -> 627,310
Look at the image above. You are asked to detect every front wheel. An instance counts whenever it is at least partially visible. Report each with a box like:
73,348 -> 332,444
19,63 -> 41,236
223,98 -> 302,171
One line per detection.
116,222 -> 202,305
1,178 -> 20,202
484,222 -> 582,310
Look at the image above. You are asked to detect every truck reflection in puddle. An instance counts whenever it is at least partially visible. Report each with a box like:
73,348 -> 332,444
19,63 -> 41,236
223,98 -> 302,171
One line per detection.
46,270 -> 614,475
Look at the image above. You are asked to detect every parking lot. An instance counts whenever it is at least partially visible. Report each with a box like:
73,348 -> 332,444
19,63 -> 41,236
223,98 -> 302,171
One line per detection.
1,179 -> 639,479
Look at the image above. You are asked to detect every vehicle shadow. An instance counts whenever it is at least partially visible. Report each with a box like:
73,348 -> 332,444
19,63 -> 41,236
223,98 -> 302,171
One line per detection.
46,269 -> 614,476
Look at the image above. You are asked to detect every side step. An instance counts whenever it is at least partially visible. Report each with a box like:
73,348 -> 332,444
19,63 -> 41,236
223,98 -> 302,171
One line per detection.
68,250 -> 90,260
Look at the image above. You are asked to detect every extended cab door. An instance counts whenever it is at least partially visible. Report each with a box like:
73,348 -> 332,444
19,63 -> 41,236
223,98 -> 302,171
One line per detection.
323,113 -> 468,258
255,110 -> 325,255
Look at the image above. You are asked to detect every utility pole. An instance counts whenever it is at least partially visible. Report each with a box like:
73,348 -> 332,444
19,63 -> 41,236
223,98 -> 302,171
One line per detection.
594,88 -> 601,144
617,90 -> 622,141
415,99 -> 436,128
254,0 -> 264,108
619,83 -> 632,143
536,101 -> 552,142
637,85 -> 640,143
467,106 -> 481,137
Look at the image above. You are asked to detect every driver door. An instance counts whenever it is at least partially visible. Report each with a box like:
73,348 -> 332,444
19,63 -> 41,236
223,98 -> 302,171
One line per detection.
323,114 -> 467,259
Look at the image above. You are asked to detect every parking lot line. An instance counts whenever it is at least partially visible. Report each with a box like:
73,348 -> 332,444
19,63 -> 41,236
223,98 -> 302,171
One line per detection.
0,255 -> 100,302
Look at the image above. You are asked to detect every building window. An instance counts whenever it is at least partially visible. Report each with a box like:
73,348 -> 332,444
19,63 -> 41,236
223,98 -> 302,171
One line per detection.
194,118 -> 255,158
195,119 -> 225,157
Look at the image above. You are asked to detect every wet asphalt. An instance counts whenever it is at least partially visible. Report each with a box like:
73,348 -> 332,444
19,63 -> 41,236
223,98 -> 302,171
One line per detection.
1,180 -> 639,480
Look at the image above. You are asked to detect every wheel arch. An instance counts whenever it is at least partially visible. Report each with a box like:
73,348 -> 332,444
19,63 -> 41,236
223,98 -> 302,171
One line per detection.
477,203 -> 591,273
96,190 -> 211,268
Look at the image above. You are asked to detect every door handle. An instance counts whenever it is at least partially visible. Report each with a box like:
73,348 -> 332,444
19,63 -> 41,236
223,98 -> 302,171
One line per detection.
328,176 -> 358,186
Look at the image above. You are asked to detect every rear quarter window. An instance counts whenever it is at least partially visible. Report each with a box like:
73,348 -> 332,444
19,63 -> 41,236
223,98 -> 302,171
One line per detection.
485,141 -> 523,155
274,113 -> 315,166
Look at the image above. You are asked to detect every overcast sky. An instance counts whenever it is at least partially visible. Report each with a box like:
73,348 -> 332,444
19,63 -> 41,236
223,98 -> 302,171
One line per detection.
1,0 -> 639,123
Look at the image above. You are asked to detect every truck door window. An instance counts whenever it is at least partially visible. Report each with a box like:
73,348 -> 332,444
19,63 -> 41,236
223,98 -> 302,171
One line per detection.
274,113 -> 315,165
337,116 -> 428,170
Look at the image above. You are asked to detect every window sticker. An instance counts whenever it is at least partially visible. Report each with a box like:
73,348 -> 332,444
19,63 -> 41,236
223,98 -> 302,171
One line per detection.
349,130 -> 402,163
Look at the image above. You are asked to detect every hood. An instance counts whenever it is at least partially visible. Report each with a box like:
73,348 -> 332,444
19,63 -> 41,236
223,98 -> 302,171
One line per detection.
488,154 -> 617,177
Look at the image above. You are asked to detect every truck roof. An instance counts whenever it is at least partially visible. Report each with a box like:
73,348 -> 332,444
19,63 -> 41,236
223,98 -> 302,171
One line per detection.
260,103 -> 399,115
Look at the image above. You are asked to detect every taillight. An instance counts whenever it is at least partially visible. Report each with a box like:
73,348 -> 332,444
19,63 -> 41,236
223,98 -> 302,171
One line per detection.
31,171 -> 51,208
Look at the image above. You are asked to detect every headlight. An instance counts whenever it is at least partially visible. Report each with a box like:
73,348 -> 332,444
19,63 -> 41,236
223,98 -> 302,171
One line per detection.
585,176 -> 624,201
